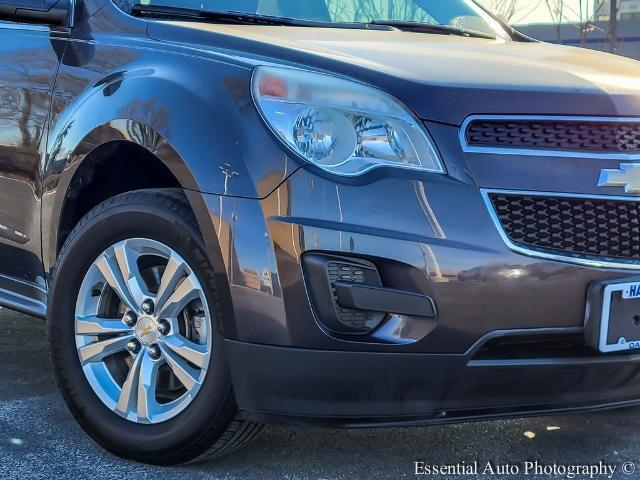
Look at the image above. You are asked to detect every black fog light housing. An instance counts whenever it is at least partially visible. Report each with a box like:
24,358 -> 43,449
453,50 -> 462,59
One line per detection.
302,253 -> 437,336
303,254 -> 386,335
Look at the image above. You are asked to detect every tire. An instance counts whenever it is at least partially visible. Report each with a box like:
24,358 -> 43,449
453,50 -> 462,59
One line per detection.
48,189 -> 261,465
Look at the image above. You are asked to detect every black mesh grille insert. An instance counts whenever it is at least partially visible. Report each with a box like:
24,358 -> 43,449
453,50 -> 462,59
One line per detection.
489,193 -> 640,259
327,262 -> 374,329
466,120 -> 640,152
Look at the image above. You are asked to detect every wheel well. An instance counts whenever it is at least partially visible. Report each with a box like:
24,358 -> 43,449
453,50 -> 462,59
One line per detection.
58,141 -> 182,252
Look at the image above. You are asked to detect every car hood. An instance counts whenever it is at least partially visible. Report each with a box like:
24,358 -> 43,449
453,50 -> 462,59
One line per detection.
148,22 -> 640,125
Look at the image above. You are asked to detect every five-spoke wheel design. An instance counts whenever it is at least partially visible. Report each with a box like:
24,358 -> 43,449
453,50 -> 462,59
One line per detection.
75,238 -> 212,424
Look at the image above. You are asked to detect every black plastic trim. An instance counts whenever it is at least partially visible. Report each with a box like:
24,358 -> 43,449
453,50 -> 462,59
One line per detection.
241,397 -> 640,428
0,287 -> 47,318
334,281 -> 436,318
226,339 -> 640,423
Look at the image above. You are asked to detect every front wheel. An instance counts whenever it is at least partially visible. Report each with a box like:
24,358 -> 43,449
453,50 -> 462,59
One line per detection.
48,190 -> 261,465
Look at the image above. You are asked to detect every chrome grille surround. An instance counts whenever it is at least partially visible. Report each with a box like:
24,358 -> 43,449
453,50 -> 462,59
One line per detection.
482,189 -> 640,271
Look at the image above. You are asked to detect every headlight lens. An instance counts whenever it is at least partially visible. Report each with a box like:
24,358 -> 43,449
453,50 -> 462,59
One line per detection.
252,66 -> 444,176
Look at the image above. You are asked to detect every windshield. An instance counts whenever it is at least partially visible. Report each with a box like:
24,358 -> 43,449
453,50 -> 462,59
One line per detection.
120,0 -> 507,37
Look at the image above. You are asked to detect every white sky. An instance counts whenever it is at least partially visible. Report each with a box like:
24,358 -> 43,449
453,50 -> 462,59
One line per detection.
478,0 -> 593,25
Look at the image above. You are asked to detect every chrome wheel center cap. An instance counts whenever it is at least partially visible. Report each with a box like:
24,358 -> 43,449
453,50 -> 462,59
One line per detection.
135,316 -> 158,345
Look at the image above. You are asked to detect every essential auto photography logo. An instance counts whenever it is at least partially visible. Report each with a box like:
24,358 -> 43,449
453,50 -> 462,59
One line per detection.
414,460 -> 634,478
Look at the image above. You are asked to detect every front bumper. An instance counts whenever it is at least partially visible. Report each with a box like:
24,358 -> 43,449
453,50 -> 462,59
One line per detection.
226,339 -> 640,425
187,119 -> 640,424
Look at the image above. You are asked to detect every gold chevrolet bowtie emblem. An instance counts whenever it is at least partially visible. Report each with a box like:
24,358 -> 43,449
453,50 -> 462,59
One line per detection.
599,163 -> 640,194
140,324 -> 154,337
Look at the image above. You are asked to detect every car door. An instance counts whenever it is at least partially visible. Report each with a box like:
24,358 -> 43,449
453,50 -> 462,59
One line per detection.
0,9 -> 66,313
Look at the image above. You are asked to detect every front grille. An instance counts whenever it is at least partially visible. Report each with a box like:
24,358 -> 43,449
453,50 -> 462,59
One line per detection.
466,119 -> 640,152
489,193 -> 640,260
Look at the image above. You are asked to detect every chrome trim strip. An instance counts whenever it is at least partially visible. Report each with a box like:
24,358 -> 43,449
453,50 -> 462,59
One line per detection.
0,21 -> 50,32
69,0 -> 76,27
462,115 -> 640,160
481,188 -> 640,271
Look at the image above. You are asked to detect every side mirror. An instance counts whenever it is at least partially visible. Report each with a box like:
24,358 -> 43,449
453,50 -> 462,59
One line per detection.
0,0 -> 71,26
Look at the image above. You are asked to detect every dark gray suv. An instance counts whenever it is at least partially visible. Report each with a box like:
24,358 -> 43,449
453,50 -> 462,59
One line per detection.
2,0 -> 640,465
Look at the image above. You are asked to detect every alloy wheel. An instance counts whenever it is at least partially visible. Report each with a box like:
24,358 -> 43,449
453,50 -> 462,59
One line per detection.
74,238 -> 212,424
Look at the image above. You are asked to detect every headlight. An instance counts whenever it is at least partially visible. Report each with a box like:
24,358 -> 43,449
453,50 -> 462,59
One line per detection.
252,66 -> 444,176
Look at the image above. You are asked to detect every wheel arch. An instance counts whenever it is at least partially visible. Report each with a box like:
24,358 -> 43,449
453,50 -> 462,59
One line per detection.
43,122 -> 236,340
42,55 -> 287,339
43,59 -> 289,267
42,121 -> 228,304
44,119 -> 188,265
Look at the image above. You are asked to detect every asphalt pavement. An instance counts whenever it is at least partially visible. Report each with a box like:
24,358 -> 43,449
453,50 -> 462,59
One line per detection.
1,306 -> 640,480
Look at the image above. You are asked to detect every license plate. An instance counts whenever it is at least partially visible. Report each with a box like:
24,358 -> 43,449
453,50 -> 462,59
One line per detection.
622,282 -> 640,299
599,282 -> 640,353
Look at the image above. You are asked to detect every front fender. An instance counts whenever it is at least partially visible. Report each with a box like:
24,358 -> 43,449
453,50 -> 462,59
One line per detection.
47,56 -> 293,197
42,36 -> 298,270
